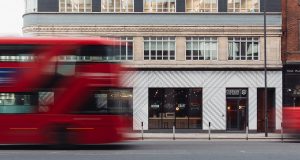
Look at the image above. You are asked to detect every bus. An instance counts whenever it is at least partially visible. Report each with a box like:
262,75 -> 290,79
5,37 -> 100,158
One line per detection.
0,37 -> 132,145
283,107 -> 300,138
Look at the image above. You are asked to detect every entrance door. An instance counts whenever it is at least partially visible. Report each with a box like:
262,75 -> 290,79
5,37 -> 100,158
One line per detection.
226,99 -> 247,131
257,88 -> 275,132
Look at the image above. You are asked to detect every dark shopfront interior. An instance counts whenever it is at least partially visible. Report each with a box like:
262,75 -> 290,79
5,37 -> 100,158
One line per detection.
283,64 -> 300,107
148,88 -> 202,129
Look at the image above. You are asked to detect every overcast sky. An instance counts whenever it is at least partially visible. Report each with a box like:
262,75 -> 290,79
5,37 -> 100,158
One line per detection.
0,0 -> 24,35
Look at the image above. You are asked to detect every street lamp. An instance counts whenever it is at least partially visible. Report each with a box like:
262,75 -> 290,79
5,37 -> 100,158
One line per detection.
263,0 -> 268,137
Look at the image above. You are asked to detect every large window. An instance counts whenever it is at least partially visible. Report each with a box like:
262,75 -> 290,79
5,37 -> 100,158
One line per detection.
186,0 -> 218,12
228,0 -> 259,12
144,0 -> 176,12
144,37 -> 175,60
0,93 -> 37,114
59,0 -> 92,12
228,37 -> 259,60
101,0 -> 134,12
25,0 -> 37,13
186,37 -> 218,60
149,88 -> 202,129
75,89 -> 133,115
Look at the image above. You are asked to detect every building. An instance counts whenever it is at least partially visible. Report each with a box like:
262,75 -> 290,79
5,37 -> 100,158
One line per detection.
23,0 -> 282,132
282,0 -> 300,108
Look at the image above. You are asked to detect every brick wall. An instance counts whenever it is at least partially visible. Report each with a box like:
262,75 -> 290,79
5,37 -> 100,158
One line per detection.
282,0 -> 300,62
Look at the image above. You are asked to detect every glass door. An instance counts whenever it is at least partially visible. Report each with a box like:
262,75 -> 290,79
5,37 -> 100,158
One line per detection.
226,99 -> 247,131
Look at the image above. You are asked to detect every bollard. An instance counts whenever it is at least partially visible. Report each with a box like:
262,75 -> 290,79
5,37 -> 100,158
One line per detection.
281,122 -> 284,143
208,122 -> 211,140
141,122 -> 144,140
246,126 -> 249,140
173,125 -> 176,140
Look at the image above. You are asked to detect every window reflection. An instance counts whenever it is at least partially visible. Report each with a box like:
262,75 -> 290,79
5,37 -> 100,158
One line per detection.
149,88 -> 202,129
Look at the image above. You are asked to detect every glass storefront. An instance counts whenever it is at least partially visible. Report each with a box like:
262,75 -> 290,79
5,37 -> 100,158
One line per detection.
149,88 -> 202,129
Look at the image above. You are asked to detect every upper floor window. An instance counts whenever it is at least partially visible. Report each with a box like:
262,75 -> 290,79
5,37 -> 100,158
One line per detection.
59,0 -> 92,12
186,0 -> 218,12
228,0 -> 259,12
186,37 -> 218,60
101,0 -> 134,12
144,0 -> 176,12
228,37 -> 259,60
144,37 -> 176,60
25,0 -> 37,13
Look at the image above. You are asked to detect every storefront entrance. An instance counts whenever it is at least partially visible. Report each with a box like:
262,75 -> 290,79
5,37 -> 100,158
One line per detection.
226,88 -> 248,131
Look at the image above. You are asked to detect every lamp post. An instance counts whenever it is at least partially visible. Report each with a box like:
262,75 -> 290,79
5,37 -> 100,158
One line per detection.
263,0 -> 268,137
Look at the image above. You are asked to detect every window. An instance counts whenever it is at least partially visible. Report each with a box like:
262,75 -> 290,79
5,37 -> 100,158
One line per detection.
186,37 -> 218,60
25,0 -> 37,13
75,89 -> 133,115
149,88 -> 202,129
228,37 -> 259,60
186,0 -> 217,12
144,0 -> 176,12
101,0 -> 134,12
0,93 -> 37,114
144,37 -> 176,60
100,37 -> 134,61
0,45 -> 36,62
59,0 -> 92,12
228,0 -> 259,12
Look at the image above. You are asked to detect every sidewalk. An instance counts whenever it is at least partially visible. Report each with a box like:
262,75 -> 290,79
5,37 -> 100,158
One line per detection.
127,132 -> 285,140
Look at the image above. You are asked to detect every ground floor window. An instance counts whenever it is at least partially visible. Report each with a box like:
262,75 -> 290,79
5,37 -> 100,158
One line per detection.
149,88 -> 202,129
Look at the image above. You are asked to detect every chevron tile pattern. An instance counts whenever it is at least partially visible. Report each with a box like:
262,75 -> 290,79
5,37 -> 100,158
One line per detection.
122,71 -> 282,130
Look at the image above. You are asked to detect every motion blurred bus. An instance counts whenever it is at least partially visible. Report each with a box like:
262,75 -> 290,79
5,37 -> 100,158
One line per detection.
0,37 -> 132,145
283,107 -> 300,137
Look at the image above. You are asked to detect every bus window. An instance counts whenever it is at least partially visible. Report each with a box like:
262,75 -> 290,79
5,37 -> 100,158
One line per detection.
0,93 -> 38,114
0,45 -> 36,62
38,92 -> 54,113
74,89 -> 133,115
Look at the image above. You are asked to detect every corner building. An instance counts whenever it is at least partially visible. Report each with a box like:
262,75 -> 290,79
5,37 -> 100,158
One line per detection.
23,0 -> 282,132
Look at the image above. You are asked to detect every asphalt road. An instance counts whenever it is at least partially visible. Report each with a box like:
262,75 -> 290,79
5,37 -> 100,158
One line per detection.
0,140 -> 299,160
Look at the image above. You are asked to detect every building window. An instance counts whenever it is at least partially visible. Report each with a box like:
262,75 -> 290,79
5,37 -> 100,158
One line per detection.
105,37 -> 134,61
228,37 -> 259,60
228,0 -> 259,12
186,0 -> 218,12
59,0 -> 92,12
186,37 -> 218,60
144,0 -> 176,12
25,0 -> 37,13
144,37 -> 176,60
101,0 -> 134,12
149,88 -> 202,129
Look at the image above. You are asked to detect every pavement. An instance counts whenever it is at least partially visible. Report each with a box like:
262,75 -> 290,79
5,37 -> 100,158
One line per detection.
127,132 -> 287,140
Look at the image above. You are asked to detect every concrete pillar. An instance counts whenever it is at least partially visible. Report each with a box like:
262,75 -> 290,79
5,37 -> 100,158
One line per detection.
176,37 -> 186,61
134,37 -> 144,61
218,37 -> 228,61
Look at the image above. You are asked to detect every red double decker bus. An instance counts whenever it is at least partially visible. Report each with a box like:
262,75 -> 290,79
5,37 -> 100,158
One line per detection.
0,37 -> 132,145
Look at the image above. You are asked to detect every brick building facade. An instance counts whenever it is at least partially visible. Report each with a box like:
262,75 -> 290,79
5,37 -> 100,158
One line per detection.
282,0 -> 300,107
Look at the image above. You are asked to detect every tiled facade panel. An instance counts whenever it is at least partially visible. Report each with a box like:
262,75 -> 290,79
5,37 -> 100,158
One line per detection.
122,71 -> 282,131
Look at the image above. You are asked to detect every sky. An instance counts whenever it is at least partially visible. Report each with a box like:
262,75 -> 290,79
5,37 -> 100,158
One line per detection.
0,0 -> 24,35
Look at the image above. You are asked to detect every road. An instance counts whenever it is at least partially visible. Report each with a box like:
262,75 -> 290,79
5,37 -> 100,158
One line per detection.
0,140 -> 299,160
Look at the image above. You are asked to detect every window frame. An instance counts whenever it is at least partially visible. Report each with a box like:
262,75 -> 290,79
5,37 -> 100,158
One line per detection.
59,0 -> 93,13
143,0 -> 176,13
227,37 -> 260,61
227,0 -> 260,13
185,0 -> 218,13
144,37 -> 176,61
101,0 -> 134,13
185,37 -> 218,61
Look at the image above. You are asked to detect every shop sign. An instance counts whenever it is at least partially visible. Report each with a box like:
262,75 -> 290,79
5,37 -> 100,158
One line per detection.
226,89 -> 248,97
